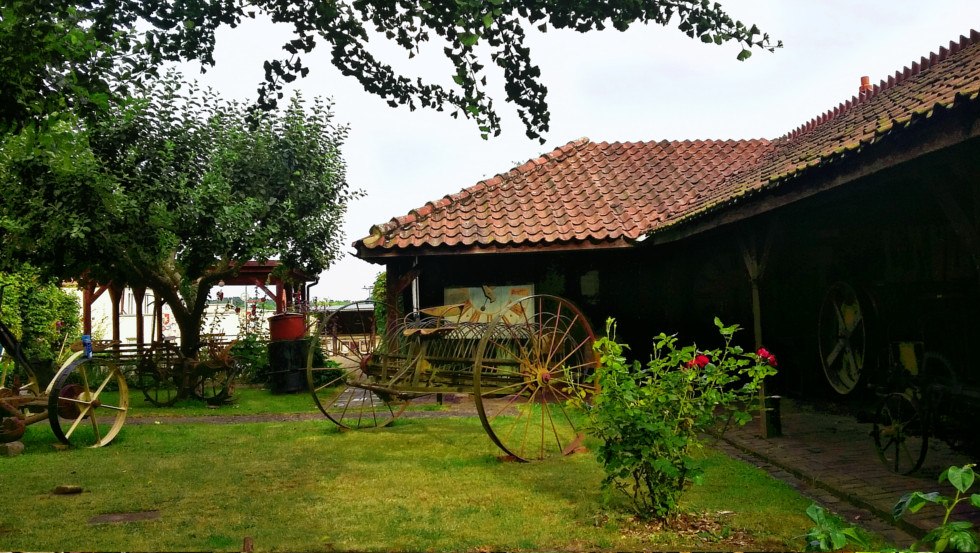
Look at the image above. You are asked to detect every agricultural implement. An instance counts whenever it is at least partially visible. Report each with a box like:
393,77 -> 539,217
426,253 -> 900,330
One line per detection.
0,286 -> 128,447
818,281 -> 980,474
306,294 -> 598,461
124,335 -> 240,407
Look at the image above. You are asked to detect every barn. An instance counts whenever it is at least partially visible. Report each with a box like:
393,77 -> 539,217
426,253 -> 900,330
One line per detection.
353,31 -> 980,413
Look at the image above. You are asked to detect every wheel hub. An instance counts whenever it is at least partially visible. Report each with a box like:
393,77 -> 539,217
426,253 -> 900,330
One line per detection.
57,384 -> 85,419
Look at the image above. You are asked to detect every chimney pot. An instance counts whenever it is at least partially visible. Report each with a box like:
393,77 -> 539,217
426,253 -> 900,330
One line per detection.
859,75 -> 873,94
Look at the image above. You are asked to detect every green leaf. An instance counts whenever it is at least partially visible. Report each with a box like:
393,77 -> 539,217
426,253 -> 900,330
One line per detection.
894,491 -> 942,518
737,48 -> 752,61
482,14 -> 493,28
971,494 -> 980,509
841,527 -> 870,548
460,33 -> 479,46
805,503 -> 827,525
947,530 -> 977,552
946,465 -> 975,494
829,530 -> 847,551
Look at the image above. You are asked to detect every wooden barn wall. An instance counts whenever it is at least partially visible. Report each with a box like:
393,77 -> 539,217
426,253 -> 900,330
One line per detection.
380,137 -> 980,401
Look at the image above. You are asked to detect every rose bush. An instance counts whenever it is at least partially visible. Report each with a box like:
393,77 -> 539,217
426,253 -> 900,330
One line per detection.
586,317 -> 777,520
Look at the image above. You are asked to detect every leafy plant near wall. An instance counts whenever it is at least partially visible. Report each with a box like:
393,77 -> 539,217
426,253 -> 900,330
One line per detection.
0,266 -> 80,382
802,504 -> 870,552
586,317 -> 777,520
802,464 -> 980,552
894,464 -> 980,552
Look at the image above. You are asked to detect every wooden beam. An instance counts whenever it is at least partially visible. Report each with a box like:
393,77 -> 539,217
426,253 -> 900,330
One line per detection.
931,181 -> 980,274
82,284 -> 94,336
738,221 -> 779,438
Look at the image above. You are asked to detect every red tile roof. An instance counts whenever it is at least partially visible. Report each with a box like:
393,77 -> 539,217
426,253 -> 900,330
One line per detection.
356,30 -> 980,257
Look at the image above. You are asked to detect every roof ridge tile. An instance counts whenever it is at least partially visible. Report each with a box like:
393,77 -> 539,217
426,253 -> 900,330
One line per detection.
782,28 -> 979,141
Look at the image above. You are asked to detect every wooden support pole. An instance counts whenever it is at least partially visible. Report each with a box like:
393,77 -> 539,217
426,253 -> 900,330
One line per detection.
155,297 -> 164,342
82,285 -> 94,336
738,222 -> 779,438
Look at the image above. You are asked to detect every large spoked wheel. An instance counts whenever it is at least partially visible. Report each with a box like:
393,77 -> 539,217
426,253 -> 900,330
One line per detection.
818,281 -> 872,395
136,353 -> 181,407
47,351 -> 129,447
873,392 -> 928,475
193,364 -> 238,406
474,294 -> 598,461
307,301 -> 403,429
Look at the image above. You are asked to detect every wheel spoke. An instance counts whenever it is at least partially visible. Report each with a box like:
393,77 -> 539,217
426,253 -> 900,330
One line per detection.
486,382 -> 533,422
825,338 -> 845,368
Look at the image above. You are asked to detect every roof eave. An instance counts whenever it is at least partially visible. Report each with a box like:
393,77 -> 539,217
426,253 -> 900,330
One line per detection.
355,237 -> 636,262
643,95 -> 980,247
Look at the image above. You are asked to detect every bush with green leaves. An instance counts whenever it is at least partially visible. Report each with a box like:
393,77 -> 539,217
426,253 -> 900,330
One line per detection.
894,464 -> 980,552
0,267 -> 80,384
587,317 -> 777,520
803,504 -> 870,552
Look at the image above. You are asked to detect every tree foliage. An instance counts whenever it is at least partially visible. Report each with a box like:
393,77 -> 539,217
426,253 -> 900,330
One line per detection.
0,74 -> 356,356
1,0 -> 780,141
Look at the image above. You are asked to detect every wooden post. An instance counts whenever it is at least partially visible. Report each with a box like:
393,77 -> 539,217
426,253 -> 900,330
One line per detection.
738,222 -> 778,438
155,296 -> 164,342
82,285 -> 94,336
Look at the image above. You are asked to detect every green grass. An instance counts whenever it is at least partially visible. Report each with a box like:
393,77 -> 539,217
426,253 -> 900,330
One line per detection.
0,415 -> 862,552
125,386 -> 323,418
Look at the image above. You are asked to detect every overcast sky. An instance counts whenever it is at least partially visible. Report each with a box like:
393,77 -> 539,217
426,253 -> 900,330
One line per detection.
180,0 -> 980,301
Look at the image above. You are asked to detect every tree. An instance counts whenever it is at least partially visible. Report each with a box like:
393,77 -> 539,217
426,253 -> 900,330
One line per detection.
0,74 -> 357,357
1,0 -> 780,141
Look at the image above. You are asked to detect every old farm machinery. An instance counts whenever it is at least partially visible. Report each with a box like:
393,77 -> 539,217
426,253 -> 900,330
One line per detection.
818,281 -> 980,474
0,286 -> 128,447
306,294 -> 598,461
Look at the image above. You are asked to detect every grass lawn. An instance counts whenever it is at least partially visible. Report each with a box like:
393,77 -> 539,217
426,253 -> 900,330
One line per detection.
0,409 -> 875,552
124,385 -> 324,418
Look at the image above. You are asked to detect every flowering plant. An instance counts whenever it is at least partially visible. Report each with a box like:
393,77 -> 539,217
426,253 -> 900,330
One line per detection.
587,317 -> 778,520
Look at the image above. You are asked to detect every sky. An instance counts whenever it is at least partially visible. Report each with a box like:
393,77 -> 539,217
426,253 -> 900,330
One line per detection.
178,0 -> 980,301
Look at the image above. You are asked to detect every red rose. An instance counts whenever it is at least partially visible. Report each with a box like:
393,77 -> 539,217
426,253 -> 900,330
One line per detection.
686,354 -> 710,369
757,347 -> 777,367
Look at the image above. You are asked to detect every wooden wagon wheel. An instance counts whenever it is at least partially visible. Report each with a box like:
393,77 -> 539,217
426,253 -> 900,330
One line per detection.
307,300 -> 405,429
47,350 -> 129,448
872,391 -> 928,475
135,344 -> 181,407
473,294 -> 598,461
818,281 -> 872,395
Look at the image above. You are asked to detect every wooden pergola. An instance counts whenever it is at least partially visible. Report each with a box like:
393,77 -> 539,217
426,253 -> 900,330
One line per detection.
79,261 -> 312,347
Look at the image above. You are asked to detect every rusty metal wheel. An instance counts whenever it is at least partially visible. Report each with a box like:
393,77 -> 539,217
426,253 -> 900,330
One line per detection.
136,348 -> 182,407
818,281 -> 872,395
473,294 -> 598,461
47,351 -> 129,447
307,301 -> 405,429
193,365 -> 238,406
873,391 -> 928,475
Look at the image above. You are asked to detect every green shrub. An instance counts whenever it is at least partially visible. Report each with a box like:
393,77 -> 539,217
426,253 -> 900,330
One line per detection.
231,333 -> 270,384
587,317 -> 777,520
0,266 -> 80,385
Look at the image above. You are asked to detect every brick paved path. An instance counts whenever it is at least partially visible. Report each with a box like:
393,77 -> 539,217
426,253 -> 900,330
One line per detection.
715,398 -> 978,547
